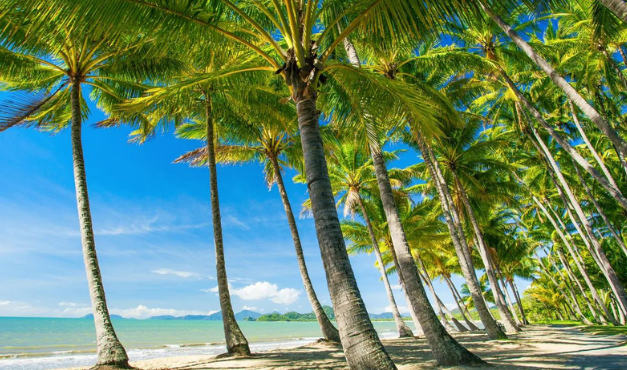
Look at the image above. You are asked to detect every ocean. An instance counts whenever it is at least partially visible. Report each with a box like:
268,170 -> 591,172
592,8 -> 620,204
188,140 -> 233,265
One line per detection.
0,317 -> 413,370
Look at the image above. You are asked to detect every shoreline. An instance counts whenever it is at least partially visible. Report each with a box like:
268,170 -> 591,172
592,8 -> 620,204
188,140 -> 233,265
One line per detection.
48,325 -> 627,370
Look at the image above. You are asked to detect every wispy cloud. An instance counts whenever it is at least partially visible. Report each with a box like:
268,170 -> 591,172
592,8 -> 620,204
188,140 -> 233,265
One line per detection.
230,281 -> 301,305
152,268 -> 200,278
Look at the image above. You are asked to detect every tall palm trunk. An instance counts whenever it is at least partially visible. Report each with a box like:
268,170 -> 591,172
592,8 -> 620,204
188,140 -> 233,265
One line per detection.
495,270 -> 521,326
572,162 -> 627,258
599,0 -> 627,23
568,101 -> 620,194
453,175 -> 520,333
556,247 -> 607,324
481,2 -> 627,166
290,74 -> 396,369
204,95 -> 250,356
527,124 -> 627,321
416,256 -> 469,332
537,255 -> 592,325
509,281 -> 528,325
70,77 -> 130,369
602,48 -> 627,90
355,196 -> 414,338
369,141 -> 484,365
501,71 -> 627,210
414,129 -> 506,340
387,242 -> 425,335
269,154 -> 340,342
444,276 -> 480,331
517,176 -> 604,322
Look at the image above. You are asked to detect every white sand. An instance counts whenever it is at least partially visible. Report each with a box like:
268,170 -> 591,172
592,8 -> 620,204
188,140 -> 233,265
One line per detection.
57,325 -> 627,370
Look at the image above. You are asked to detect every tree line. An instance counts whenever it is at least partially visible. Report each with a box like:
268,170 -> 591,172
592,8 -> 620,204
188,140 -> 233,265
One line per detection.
1,0 -> 626,369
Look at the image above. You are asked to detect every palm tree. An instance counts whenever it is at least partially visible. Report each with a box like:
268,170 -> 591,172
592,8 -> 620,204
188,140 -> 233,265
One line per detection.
0,14 -> 177,369
174,96 -> 340,342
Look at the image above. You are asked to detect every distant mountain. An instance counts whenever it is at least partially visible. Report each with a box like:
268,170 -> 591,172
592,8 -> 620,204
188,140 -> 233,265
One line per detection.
235,310 -> 262,320
147,310 -> 261,321
82,314 -> 125,320
369,312 -> 394,319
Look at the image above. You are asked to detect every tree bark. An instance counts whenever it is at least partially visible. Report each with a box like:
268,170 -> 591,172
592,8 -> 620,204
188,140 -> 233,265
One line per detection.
204,94 -> 251,356
482,2 -> 627,167
453,174 -> 520,333
572,161 -> 627,258
369,140 -> 484,365
387,243 -> 425,336
501,71 -> 627,210
444,275 -> 480,331
509,280 -> 529,325
538,256 -> 591,324
417,256 -> 469,332
356,196 -> 414,338
70,76 -> 130,369
599,0 -> 627,23
293,88 -> 396,369
269,154 -> 340,342
568,100 -> 620,194
602,48 -> 627,90
413,128 -> 506,340
527,123 -> 627,321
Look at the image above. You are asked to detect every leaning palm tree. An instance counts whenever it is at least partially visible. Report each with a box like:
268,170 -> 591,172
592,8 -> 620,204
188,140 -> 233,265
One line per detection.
173,90 -> 340,342
0,13 -> 178,369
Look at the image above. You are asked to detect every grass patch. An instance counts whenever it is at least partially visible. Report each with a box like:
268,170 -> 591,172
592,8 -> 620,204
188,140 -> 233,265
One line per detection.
532,320 -> 581,326
579,325 -> 627,336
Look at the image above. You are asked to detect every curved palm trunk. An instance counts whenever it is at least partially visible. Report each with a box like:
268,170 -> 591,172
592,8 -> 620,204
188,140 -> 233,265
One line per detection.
444,276 -> 480,331
292,85 -> 396,369
509,281 -> 528,325
572,162 -> 627,258
528,124 -> 627,321
602,48 -> 627,90
537,255 -> 592,325
482,2 -> 627,167
356,196 -> 414,338
556,247 -> 607,324
453,175 -> 520,333
70,77 -> 130,369
204,96 -> 250,356
269,155 -> 340,342
599,0 -> 627,23
414,129 -> 506,340
496,273 -> 521,327
417,257 -> 468,332
369,141 -> 484,365
387,243 -> 425,336
501,71 -> 627,210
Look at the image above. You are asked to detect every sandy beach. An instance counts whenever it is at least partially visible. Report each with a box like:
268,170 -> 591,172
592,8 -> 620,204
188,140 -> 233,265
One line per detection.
53,325 -> 627,370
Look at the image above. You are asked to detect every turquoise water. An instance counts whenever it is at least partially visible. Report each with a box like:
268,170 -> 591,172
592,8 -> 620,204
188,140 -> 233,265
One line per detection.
0,317 -> 411,370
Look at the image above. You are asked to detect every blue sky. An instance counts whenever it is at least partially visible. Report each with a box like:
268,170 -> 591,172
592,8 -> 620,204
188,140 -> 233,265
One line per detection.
0,91 -> 529,320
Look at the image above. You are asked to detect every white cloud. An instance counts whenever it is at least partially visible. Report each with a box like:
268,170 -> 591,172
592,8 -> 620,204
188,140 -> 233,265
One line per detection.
152,268 -> 199,278
242,306 -> 258,311
384,305 -> 410,314
230,282 -> 301,305
201,283 -> 232,293
0,301 -> 217,319
58,302 -> 82,307
444,303 -> 457,311
110,305 -> 216,320
224,215 -> 249,230
391,284 -> 402,291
